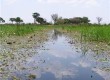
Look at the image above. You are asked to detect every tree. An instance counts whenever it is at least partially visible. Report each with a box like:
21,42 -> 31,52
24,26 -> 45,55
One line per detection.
37,17 -> 46,24
20,19 -> 23,23
0,17 -> 3,23
82,17 -> 90,24
63,18 -> 71,24
56,17 -> 64,24
9,18 -> 15,24
70,17 -> 82,24
15,17 -> 23,24
0,17 -> 5,23
96,17 -> 102,25
51,14 -> 58,24
2,20 -> 5,23
32,12 -> 40,24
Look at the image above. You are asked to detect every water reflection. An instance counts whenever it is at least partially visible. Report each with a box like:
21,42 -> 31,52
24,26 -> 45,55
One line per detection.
52,29 -> 62,40
14,30 -> 105,80
0,29 -> 110,80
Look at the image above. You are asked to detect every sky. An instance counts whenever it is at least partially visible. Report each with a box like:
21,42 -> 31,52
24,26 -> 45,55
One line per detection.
0,0 -> 110,23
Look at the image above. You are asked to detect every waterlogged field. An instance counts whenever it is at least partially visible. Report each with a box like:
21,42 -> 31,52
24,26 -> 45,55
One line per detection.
0,25 -> 110,80
0,25 -> 52,37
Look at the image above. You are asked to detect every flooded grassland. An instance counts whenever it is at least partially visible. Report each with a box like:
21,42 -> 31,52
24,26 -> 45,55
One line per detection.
0,26 -> 110,80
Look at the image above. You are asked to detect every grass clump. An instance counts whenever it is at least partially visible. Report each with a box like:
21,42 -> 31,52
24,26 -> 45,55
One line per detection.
81,26 -> 110,42
1,24 -> 110,43
0,24 -> 50,37
60,25 -> 110,43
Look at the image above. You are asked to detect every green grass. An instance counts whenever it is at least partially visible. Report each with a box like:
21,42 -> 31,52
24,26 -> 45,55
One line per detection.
0,24 -> 52,37
1,24 -> 110,43
81,27 -> 110,42
62,25 -> 110,43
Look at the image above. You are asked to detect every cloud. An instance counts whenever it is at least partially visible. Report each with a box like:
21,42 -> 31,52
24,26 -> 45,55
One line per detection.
37,0 -> 99,6
85,0 -> 99,6
3,0 -> 100,6
71,60 -> 90,68
92,68 -> 110,80
3,0 -> 17,5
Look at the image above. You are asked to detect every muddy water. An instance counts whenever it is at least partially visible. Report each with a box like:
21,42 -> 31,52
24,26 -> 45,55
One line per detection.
0,29 -> 110,80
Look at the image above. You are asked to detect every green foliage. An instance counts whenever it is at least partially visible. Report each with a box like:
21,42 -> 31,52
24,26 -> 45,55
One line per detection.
62,25 -> 110,43
81,26 -> 110,42
9,18 -> 16,24
32,12 -> 40,19
32,12 -> 47,24
82,17 -> 90,23
0,17 -> 5,23
32,12 -> 40,24
15,17 -> 23,24
0,24 -> 49,37
37,17 -> 47,24
1,24 -> 110,43
56,17 -> 90,25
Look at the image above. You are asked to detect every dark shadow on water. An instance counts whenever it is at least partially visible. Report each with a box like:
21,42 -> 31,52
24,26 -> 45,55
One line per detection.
52,29 -> 62,41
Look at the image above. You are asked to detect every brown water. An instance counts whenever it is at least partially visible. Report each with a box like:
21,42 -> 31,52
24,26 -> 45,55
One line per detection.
0,29 -> 110,80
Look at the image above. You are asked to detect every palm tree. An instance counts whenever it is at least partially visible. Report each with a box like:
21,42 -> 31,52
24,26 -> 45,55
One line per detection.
32,12 -> 40,24
9,18 -> 15,24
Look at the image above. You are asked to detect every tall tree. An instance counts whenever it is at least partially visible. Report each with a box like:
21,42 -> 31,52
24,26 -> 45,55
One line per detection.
37,17 -> 46,24
9,18 -> 15,24
96,17 -> 102,25
32,12 -> 40,24
51,14 -> 58,24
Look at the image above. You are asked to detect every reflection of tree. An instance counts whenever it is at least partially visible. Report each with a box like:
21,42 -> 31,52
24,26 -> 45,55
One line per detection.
80,43 -> 88,56
52,29 -> 62,40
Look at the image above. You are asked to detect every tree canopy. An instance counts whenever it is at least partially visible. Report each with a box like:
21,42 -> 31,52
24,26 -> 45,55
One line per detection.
32,12 -> 40,24
0,17 -> 5,23
55,17 -> 90,25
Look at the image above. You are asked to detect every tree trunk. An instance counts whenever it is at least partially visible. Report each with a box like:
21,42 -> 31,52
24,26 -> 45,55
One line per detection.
34,18 -> 36,24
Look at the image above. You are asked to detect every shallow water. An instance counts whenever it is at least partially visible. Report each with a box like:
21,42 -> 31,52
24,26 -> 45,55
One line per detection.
0,29 -> 110,80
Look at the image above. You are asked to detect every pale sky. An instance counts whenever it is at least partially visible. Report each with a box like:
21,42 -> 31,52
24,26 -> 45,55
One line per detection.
0,0 -> 110,23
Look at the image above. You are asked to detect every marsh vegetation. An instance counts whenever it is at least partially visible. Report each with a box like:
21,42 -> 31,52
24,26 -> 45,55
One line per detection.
0,24 -> 110,80
0,10 -> 110,80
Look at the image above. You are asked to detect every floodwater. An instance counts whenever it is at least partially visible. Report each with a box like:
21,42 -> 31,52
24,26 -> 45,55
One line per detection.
0,29 -> 110,80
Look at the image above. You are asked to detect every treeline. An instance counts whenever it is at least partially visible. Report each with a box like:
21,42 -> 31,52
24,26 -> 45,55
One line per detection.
0,12 -> 50,25
0,12 -> 106,25
51,14 -> 104,25
53,16 -> 90,25
0,17 -> 5,23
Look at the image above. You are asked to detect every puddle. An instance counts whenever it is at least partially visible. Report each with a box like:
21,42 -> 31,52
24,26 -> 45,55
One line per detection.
0,29 -> 110,80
